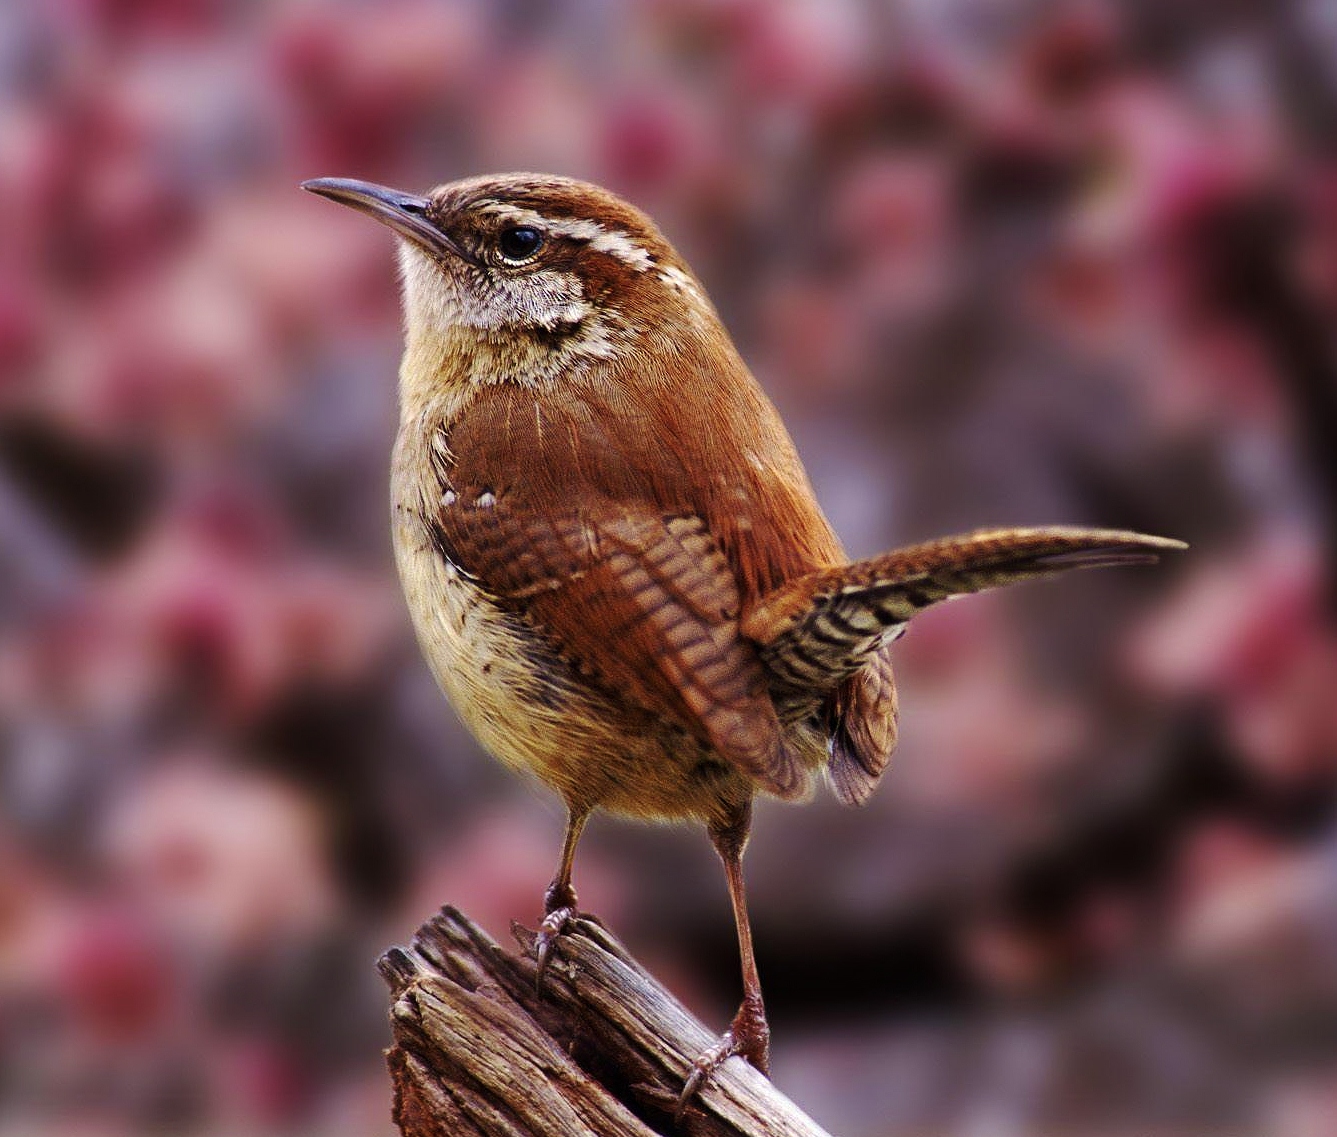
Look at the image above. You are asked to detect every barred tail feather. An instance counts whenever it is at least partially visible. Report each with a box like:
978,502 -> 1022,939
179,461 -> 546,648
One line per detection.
746,526 -> 1185,724
827,648 -> 898,806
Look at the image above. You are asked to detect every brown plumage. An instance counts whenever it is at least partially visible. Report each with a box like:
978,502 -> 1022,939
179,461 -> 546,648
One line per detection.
302,171 -> 1184,1110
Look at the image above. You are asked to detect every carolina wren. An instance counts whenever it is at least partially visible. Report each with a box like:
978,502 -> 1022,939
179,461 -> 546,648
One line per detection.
302,172 -> 1183,1109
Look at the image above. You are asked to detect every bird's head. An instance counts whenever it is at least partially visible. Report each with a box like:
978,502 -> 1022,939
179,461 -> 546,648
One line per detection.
302,173 -> 716,381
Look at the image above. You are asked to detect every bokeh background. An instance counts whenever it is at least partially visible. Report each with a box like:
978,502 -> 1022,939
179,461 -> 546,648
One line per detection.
3,0 -> 1337,1134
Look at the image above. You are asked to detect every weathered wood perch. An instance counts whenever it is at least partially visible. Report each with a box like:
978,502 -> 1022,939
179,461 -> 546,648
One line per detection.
378,907 -> 833,1136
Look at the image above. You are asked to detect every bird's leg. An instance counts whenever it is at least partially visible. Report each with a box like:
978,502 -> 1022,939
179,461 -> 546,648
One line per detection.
677,800 -> 770,1117
534,805 -> 591,990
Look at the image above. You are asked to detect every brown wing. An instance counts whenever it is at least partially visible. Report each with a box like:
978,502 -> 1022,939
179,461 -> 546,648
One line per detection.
428,491 -> 805,798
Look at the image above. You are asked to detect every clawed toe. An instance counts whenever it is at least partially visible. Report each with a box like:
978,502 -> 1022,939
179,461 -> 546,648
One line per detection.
675,998 -> 770,1120
533,905 -> 578,991
676,1031 -> 739,1120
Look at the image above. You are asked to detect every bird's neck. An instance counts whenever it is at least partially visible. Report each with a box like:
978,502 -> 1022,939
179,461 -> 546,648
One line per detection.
399,315 -> 633,432
398,326 -> 479,434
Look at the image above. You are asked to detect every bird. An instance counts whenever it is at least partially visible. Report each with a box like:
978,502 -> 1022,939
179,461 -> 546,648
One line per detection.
301,171 -> 1184,1110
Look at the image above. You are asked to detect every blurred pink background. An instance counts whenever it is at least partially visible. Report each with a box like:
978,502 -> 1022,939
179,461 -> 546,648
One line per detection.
3,1 -> 1337,1134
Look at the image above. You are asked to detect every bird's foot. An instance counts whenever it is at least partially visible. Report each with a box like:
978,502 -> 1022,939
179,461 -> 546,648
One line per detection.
533,881 -> 580,992
675,994 -> 770,1120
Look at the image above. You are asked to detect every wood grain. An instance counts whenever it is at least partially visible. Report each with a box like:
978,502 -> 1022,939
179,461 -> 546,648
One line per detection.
379,908 -> 833,1137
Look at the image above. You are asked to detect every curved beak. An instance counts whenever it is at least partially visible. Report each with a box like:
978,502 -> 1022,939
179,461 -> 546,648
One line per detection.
300,177 -> 476,264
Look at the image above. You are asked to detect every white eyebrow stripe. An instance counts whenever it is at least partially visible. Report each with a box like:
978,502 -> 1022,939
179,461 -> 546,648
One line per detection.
546,219 -> 654,271
478,203 -> 654,272
476,203 -> 547,226
657,265 -> 707,305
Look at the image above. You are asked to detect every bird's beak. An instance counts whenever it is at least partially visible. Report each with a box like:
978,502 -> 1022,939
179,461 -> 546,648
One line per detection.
300,177 -> 477,264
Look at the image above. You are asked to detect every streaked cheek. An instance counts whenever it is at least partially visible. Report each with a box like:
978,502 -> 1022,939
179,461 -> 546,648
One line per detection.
496,270 -> 588,328
396,246 -> 589,335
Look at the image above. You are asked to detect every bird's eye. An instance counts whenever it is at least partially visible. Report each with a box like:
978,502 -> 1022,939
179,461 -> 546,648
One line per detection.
497,225 -> 544,262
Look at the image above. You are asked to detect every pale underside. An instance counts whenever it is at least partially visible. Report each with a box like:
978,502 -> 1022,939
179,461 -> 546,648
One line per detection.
392,502 -> 824,823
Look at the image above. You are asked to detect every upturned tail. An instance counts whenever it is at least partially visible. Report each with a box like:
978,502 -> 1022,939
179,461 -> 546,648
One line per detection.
743,527 -> 1185,804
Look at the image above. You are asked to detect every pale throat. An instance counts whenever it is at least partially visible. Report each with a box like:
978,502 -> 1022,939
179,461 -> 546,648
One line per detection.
395,243 -> 628,421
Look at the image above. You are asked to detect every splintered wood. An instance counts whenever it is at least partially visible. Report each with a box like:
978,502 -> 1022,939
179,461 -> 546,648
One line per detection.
379,908 -> 832,1137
